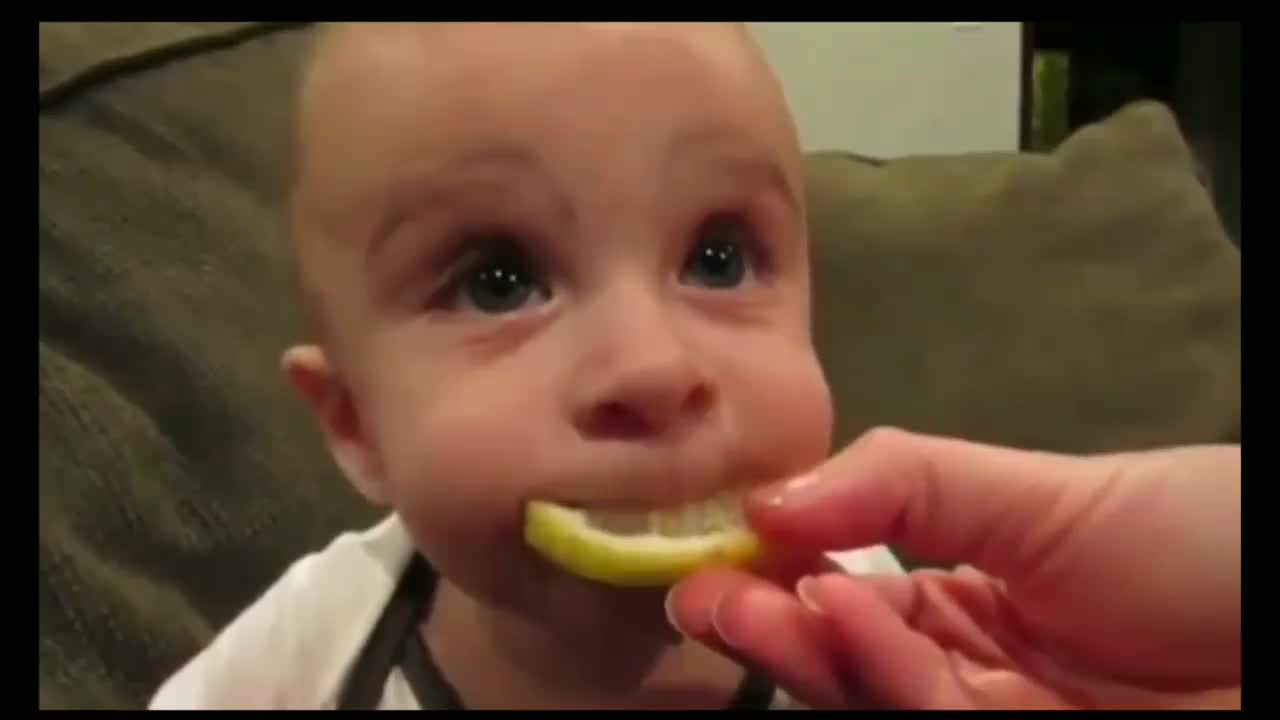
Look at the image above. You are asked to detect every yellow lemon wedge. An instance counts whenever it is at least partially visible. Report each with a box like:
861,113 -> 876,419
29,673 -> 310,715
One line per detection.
523,494 -> 760,587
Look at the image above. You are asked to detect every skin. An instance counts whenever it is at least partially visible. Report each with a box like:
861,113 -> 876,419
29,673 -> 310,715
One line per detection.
283,23 -> 833,709
668,428 -> 1242,710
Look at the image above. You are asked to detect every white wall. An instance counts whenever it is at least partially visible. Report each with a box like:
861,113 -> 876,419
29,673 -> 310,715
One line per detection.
748,22 -> 1023,158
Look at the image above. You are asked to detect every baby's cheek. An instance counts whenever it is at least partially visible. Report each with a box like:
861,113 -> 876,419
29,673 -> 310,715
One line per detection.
378,388 -> 546,595
729,343 -> 834,481
773,357 -> 833,461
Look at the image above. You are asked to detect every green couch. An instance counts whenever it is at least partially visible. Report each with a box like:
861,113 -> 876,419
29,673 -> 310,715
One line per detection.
38,22 -> 1241,710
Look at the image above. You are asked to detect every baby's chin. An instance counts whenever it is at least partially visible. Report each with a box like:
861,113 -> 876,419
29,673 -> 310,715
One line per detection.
433,535 -> 679,642
527,553 -> 682,641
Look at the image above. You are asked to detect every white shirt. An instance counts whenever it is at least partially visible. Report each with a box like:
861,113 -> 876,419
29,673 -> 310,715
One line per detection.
150,514 -> 905,710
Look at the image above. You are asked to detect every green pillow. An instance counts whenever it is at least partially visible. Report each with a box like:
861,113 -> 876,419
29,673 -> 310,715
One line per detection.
808,101 -> 1239,455
40,22 -> 375,709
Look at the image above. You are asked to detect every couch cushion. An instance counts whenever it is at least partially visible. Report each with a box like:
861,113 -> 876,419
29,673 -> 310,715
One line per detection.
808,101 -> 1240,455
38,23 -> 309,111
39,22 -> 378,709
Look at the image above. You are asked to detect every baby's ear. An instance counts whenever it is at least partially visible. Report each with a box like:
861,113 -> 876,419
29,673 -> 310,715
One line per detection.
281,345 -> 390,505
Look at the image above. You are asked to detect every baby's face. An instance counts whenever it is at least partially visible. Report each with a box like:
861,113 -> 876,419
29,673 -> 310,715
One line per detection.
291,23 -> 833,615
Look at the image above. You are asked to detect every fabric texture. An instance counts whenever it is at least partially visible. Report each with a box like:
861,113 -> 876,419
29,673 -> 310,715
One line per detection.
39,22 -> 378,709
808,101 -> 1240,455
39,22 -> 1240,709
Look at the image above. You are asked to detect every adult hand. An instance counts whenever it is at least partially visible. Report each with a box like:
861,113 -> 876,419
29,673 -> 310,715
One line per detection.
666,428 -> 1241,710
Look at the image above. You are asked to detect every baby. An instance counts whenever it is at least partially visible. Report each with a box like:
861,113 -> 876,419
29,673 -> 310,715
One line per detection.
150,22 -> 903,710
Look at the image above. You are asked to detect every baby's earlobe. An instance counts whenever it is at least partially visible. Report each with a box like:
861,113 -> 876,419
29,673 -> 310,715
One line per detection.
280,344 -> 390,505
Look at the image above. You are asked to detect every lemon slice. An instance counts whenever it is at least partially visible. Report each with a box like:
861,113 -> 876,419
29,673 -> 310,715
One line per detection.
523,493 -> 760,587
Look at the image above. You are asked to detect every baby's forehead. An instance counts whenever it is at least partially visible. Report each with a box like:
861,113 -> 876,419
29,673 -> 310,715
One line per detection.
292,22 -> 795,206
312,22 -> 759,73
299,23 -> 777,135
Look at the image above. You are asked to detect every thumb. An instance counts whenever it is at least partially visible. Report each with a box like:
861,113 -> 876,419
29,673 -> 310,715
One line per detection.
747,427 -> 1114,581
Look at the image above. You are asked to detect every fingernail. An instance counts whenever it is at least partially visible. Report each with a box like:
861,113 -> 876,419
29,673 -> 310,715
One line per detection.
663,588 -> 687,637
709,591 -> 744,650
760,471 -> 820,507
795,575 -> 826,615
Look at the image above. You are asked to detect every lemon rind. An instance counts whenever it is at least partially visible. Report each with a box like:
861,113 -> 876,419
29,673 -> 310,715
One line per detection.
524,500 -> 760,587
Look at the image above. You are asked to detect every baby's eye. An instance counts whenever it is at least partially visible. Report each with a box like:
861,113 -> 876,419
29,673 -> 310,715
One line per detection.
446,238 -> 550,315
680,215 -> 757,290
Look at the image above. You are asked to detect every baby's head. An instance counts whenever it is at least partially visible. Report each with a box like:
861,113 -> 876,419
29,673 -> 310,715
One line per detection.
283,22 -> 833,623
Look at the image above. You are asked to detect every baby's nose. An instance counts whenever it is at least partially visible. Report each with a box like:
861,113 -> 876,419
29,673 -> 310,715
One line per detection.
572,348 -> 716,442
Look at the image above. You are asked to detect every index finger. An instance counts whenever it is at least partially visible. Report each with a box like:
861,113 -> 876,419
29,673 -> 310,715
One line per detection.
745,427 -> 1113,580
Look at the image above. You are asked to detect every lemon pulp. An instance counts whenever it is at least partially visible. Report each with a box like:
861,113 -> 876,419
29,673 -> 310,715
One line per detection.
523,493 -> 760,587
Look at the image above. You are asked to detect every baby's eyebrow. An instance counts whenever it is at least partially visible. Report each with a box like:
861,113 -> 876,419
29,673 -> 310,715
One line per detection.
363,131 -> 797,268
365,145 -> 567,265
706,154 -> 799,216
665,126 -> 800,215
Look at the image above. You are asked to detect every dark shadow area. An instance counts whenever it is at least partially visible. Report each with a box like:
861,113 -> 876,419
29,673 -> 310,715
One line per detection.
1026,23 -> 1240,244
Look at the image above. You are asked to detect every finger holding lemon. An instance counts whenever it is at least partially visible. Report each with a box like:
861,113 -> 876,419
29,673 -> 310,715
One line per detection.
525,427 -> 1242,710
662,428 -> 1242,710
